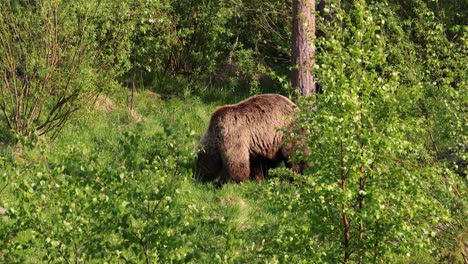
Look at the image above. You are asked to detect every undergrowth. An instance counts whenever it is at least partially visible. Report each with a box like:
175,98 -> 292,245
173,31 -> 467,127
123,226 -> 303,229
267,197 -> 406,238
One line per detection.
0,88 -> 465,263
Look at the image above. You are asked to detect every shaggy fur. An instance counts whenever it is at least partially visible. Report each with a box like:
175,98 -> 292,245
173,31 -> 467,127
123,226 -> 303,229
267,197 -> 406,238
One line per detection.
196,94 -> 306,183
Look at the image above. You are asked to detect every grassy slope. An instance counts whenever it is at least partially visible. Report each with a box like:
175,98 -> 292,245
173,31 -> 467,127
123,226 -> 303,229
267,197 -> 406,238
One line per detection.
1,89 -> 465,263
0,89 -> 300,262
61,90 -> 316,262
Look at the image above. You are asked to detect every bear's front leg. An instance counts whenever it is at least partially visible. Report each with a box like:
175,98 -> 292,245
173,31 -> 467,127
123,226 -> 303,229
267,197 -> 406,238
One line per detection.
250,158 -> 267,181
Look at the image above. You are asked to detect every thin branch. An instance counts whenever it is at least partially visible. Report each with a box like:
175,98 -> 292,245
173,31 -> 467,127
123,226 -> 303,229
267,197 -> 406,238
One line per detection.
340,139 -> 351,263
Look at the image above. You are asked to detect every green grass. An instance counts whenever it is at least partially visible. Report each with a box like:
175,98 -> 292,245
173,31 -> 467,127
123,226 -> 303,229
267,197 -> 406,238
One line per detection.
0,88 -> 466,263
0,88 -> 295,262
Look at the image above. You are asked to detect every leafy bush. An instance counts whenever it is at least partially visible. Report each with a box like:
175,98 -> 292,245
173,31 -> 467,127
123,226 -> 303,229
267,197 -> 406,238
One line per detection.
0,1 -> 129,138
1,150 -> 185,263
287,0 -> 466,262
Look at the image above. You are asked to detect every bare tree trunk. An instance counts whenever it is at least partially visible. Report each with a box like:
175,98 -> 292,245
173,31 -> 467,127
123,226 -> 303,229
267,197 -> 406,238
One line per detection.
292,0 -> 316,97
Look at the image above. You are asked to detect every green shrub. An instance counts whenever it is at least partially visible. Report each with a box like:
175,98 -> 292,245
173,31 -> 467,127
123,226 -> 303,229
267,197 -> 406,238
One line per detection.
286,0 -> 465,262
0,1 -> 129,138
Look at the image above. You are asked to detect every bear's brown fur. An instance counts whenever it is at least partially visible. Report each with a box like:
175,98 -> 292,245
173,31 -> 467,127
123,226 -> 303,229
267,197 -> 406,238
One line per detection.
196,94 -> 307,183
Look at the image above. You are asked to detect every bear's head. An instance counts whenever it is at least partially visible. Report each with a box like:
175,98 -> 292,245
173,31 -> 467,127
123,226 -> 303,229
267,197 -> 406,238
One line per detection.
195,133 -> 223,183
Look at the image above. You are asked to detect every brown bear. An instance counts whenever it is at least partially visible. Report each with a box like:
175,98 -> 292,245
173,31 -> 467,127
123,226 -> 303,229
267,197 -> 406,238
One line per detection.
196,94 -> 307,183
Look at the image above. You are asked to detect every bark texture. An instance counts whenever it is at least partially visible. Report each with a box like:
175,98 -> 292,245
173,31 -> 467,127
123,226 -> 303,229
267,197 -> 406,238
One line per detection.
292,0 -> 316,97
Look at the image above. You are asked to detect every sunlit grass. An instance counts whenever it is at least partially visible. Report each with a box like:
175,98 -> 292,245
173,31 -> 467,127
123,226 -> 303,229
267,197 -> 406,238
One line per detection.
1,87 -> 464,263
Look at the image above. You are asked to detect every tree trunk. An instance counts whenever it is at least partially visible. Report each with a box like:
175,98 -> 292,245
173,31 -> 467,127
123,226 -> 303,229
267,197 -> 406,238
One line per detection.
292,0 -> 316,97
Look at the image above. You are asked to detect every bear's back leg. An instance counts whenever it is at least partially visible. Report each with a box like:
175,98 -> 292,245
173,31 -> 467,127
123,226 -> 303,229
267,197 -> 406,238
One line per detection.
221,145 -> 250,183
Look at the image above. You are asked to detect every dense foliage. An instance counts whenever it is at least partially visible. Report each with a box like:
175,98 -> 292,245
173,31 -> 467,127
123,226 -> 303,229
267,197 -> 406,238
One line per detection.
0,0 -> 466,263
291,0 -> 466,262
0,1 -> 131,138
